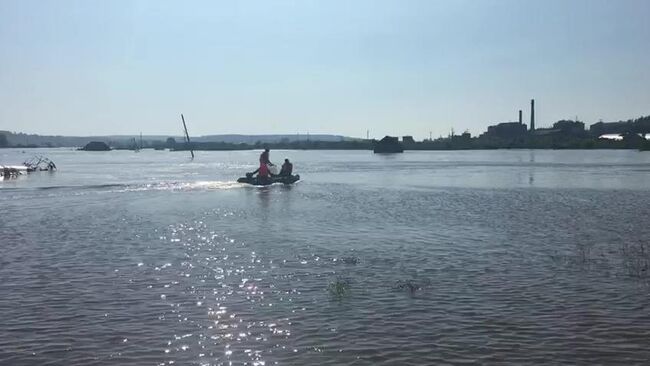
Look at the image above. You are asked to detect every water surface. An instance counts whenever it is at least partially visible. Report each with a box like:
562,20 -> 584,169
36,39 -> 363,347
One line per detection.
2,148 -> 650,365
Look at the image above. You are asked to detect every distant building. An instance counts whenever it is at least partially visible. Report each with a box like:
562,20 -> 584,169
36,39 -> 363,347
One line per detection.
482,122 -> 528,139
373,136 -> 404,153
81,141 -> 111,151
590,117 -> 650,137
552,120 -> 586,137
530,127 -> 561,136
589,121 -> 633,137
402,136 -> 415,144
621,131 -> 646,144
451,131 -> 472,142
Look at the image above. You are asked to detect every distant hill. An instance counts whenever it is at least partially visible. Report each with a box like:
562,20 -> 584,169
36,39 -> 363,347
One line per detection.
194,134 -> 348,144
0,131 -> 352,148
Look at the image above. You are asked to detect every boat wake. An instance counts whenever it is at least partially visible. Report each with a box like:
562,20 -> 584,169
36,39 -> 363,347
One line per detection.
108,180 -> 244,193
1,181 -> 244,195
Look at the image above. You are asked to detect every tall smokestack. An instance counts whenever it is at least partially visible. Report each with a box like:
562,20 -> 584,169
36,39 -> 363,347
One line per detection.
530,99 -> 535,131
518,110 -> 522,124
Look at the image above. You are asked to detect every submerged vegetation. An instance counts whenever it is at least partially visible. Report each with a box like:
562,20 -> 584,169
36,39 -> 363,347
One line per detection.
549,241 -> 650,281
393,279 -> 430,295
338,256 -> 360,265
620,243 -> 650,279
327,277 -> 352,299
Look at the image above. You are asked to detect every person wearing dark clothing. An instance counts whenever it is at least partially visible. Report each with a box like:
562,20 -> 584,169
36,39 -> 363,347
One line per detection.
279,159 -> 293,176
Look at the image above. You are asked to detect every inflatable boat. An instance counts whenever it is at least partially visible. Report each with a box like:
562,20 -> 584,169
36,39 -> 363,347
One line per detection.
237,173 -> 300,186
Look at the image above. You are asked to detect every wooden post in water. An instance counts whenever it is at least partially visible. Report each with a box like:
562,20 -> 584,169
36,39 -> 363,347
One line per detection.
181,114 -> 194,159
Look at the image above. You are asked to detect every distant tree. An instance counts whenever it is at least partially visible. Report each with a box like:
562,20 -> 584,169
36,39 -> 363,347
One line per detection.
166,137 -> 176,148
0,133 -> 8,147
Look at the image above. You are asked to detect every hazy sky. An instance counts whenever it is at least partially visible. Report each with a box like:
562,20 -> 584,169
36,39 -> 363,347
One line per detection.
1,0 -> 648,139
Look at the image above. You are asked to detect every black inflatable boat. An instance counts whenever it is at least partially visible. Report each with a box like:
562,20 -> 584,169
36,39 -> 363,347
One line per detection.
237,173 -> 300,186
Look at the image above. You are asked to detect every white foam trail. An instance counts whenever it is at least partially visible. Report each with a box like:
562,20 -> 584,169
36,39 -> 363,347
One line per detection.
110,181 -> 244,193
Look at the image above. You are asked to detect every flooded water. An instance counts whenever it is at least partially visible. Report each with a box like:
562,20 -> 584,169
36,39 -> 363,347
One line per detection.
2,148 -> 650,365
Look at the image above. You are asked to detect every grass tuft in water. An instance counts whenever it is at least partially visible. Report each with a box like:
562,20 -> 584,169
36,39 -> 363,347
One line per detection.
549,241 -> 650,281
340,256 -> 360,265
548,243 -> 605,269
394,279 -> 428,295
327,277 -> 351,298
620,242 -> 650,279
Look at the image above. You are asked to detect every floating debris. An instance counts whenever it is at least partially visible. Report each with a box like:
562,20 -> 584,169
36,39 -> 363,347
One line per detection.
1,155 -> 56,178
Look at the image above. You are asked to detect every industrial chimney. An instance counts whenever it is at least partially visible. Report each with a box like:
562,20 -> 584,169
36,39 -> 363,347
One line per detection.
530,99 -> 535,131
518,110 -> 522,125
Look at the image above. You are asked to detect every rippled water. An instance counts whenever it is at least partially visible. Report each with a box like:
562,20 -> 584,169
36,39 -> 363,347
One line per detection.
2,148 -> 650,365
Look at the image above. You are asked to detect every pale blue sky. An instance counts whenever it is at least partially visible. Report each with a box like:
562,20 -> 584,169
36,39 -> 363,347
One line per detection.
1,0 -> 648,139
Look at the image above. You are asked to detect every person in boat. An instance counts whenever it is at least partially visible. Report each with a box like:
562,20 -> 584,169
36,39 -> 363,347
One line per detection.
251,148 -> 275,180
260,148 -> 274,169
279,158 -> 293,176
